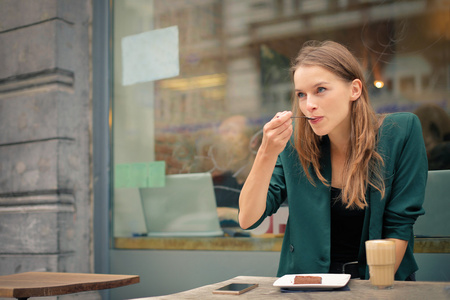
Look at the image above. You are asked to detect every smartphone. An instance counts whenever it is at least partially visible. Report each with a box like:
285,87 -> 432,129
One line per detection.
212,283 -> 258,295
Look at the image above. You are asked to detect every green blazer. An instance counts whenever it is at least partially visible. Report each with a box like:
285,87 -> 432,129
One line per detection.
246,112 -> 427,280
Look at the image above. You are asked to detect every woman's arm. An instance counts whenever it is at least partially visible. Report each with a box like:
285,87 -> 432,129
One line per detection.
387,238 -> 408,272
382,114 -> 427,274
238,111 -> 293,229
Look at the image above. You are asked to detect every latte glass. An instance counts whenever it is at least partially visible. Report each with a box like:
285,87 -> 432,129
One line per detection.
365,239 -> 396,289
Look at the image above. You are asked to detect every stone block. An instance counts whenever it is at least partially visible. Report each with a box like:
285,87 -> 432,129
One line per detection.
0,138 -> 87,195
0,200 -> 75,253
0,140 -> 63,193
0,253 -> 67,275
0,19 -> 75,79
0,90 -> 76,144
0,0 -> 58,32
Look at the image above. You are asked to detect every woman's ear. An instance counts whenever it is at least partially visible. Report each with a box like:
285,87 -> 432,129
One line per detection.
350,79 -> 362,101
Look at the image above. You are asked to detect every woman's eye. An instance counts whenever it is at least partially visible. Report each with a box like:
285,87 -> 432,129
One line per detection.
317,87 -> 326,93
297,92 -> 305,98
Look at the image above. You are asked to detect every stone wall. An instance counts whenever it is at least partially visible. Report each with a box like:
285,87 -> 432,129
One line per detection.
0,0 -> 94,290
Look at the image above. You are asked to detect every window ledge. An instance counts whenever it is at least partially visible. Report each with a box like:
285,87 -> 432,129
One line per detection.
114,236 -> 450,253
114,235 -> 283,251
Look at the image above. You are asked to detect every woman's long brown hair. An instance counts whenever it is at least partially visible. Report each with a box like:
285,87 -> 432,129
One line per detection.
291,41 -> 385,209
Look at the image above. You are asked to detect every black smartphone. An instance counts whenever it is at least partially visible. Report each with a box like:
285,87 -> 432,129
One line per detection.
212,283 -> 258,295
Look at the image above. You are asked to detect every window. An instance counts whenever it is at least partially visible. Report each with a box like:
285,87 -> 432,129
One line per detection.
112,0 -> 450,249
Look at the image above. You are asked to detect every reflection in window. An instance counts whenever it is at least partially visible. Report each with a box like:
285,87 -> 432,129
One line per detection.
113,0 -> 450,243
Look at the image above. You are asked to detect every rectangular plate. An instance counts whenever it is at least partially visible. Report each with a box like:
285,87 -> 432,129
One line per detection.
273,274 -> 351,290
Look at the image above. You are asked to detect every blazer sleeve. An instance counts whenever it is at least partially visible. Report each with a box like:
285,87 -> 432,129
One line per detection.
383,114 -> 427,240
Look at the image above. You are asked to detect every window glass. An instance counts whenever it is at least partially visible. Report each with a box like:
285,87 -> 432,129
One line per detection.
112,0 -> 450,247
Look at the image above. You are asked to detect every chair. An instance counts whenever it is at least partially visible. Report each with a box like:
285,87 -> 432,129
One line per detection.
414,170 -> 450,282
414,170 -> 450,237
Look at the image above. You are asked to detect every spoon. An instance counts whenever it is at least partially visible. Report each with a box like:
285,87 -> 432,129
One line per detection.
291,116 -> 315,120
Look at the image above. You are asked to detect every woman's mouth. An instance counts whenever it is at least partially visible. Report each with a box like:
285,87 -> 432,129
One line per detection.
309,116 -> 322,124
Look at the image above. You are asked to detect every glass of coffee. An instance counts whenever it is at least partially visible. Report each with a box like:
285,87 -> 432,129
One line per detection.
365,239 -> 396,289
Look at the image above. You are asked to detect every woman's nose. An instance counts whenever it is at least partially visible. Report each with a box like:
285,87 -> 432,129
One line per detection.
305,97 -> 318,111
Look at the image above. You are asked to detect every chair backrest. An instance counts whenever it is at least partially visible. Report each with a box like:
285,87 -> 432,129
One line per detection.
414,170 -> 450,237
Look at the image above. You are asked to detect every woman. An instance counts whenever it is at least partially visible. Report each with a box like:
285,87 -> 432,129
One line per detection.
239,41 -> 427,280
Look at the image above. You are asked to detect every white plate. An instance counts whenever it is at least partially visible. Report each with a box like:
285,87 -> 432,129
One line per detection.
273,274 -> 351,290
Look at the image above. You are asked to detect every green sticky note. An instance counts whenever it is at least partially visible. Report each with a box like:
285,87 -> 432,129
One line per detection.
115,161 -> 166,188
115,164 -> 131,188
130,163 -> 148,188
147,161 -> 166,187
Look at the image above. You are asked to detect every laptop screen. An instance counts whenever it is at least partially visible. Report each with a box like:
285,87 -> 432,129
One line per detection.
140,172 -> 224,237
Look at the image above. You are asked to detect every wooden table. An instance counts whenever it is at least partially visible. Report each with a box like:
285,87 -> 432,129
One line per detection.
0,272 -> 140,299
130,275 -> 450,300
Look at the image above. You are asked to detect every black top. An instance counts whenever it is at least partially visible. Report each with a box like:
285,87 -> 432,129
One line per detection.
330,187 -> 365,263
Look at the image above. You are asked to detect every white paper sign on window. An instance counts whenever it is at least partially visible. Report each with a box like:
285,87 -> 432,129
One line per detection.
122,26 -> 179,86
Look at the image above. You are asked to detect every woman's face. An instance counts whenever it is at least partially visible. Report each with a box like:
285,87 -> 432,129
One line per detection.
293,65 -> 361,139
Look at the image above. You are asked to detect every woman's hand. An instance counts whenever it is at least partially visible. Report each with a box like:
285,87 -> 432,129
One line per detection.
259,111 -> 293,157
386,238 -> 408,273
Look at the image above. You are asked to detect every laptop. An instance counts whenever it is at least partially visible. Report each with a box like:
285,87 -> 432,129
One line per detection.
139,172 -> 224,237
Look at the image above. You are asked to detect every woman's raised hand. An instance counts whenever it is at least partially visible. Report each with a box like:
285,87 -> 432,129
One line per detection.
238,111 -> 293,229
260,111 -> 293,157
